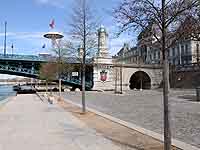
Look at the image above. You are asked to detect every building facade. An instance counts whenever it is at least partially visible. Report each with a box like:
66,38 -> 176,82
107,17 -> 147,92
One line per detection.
92,26 -> 162,91
116,19 -> 200,66
92,26 -> 115,90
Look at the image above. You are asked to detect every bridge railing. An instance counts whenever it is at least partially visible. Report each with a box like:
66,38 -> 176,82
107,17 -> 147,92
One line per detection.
61,77 -> 93,88
0,54 -> 47,62
0,64 -> 38,76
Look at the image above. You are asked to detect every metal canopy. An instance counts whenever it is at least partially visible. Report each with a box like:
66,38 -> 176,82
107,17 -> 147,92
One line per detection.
44,32 -> 64,39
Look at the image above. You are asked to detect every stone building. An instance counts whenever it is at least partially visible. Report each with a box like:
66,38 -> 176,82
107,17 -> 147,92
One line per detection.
116,43 -> 139,64
92,26 -> 162,91
116,18 -> 200,66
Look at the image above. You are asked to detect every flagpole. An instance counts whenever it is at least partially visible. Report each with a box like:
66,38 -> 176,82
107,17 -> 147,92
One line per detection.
4,21 -> 7,56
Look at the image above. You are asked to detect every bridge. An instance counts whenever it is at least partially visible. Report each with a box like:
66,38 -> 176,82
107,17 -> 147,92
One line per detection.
0,53 -> 164,91
0,54 -> 93,90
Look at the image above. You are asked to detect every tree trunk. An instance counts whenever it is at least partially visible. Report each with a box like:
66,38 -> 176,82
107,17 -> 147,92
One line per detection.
81,0 -> 86,114
81,62 -> 86,113
162,0 -> 171,149
46,81 -> 48,93
163,54 -> 171,150
59,79 -> 62,98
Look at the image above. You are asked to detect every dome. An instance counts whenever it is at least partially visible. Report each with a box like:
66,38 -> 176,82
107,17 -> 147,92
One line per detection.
99,25 -> 106,32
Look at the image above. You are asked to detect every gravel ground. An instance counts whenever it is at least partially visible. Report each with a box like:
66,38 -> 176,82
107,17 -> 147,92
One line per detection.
60,89 -> 200,148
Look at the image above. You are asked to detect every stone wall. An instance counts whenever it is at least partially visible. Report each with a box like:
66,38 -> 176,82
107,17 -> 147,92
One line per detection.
92,62 -> 162,91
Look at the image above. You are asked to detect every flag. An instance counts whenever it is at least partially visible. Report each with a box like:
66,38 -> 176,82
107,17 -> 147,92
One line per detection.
49,19 -> 55,29
42,44 -> 46,49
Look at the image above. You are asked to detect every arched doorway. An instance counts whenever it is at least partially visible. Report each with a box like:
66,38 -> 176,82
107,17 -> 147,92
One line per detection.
129,71 -> 151,90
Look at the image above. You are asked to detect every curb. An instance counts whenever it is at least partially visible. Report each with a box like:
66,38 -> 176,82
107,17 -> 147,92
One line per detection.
59,97 -> 200,150
0,96 -> 15,109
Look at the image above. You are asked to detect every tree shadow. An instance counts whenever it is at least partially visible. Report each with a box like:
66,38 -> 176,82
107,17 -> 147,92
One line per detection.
178,95 -> 199,102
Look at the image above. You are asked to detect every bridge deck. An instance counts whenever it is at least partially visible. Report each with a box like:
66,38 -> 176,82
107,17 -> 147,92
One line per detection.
0,54 -> 47,62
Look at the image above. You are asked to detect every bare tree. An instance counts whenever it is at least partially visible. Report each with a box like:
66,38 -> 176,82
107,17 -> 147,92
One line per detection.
113,0 -> 200,149
51,40 -> 76,97
68,0 -> 98,113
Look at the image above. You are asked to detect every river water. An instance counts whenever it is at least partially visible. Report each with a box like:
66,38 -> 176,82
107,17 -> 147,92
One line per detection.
0,85 -> 16,101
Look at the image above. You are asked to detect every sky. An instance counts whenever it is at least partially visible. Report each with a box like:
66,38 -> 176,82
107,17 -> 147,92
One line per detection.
0,0 -> 137,79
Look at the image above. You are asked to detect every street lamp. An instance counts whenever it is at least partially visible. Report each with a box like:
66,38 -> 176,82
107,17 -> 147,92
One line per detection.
4,21 -> 7,56
44,31 -> 64,99
11,43 -> 14,56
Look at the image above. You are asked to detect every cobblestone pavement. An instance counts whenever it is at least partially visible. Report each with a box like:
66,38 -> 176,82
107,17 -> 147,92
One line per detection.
0,94 -> 133,150
61,89 -> 200,148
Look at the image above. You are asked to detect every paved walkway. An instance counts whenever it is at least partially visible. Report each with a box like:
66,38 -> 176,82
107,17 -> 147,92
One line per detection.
0,94 -> 124,150
60,90 -> 200,148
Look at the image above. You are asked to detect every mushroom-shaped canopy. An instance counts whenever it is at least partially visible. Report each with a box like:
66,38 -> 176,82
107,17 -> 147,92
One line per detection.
44,31 -> 64,39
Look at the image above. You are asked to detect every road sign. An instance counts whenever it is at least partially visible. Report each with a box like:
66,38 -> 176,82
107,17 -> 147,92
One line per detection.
72,72 -> 79,77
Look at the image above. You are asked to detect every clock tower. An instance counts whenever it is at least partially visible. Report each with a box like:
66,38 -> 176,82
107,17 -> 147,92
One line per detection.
97,26 -> 109,58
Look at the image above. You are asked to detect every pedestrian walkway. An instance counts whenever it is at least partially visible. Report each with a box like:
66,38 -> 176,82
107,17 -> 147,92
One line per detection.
0,94 -> 124,150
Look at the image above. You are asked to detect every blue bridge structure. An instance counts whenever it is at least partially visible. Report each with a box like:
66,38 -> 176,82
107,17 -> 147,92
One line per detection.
0,54 -> 93,90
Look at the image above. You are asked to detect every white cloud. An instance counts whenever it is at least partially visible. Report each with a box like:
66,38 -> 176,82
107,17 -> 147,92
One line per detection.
35,0 -> 66,8
0,32 -> 45,39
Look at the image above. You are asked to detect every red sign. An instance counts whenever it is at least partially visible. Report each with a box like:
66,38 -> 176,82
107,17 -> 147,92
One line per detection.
100,70 -> 107,82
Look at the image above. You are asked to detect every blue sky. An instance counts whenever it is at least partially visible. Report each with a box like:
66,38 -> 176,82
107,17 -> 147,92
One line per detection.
0,0 -> 136,56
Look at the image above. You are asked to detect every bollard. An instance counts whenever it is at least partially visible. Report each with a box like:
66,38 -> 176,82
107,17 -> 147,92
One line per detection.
196,87 -> 200,102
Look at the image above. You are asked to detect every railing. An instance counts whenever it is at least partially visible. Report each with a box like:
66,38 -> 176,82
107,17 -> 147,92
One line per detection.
0,54 -> 47,62
0,64 -> 38,76
62,78 -> 93,88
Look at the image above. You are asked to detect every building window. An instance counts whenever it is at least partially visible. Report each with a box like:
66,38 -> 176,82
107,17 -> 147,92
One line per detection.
181,45 -> 184,55
170,48 -> 174,57
173,48 -> 175,56
177,46 -> 180,56
173,59 -> 175,65
157,51 -> 159,59
197,44 -> 199,62
175,59 -> 177,65
185,44 -> 188,55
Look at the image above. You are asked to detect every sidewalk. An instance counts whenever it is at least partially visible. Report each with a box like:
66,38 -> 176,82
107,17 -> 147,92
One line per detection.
0,94 -> 127,150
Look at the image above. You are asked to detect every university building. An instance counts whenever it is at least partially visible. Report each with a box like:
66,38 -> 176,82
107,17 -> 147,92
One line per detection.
115,18 -> 200,66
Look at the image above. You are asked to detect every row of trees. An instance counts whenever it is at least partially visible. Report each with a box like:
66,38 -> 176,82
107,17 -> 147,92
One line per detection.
39,0 -> 200,149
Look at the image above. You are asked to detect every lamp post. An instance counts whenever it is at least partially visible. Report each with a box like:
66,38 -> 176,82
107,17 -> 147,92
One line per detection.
11,43 -> 14,56
120,63 -> 123,94
114,67 -> 118,93
44,31 -> 64,99
4,21 -> 7,56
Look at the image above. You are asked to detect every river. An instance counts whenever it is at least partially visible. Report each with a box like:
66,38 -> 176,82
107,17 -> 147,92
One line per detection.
0,85 -> 16,101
